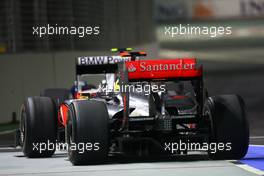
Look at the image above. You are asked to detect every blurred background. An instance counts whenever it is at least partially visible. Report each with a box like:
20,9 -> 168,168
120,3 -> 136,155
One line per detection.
0,0 -> 263,144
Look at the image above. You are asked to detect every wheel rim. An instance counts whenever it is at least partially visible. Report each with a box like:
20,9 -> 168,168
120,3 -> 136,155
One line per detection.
66,117 -> 73,156
20,108 -> 26,144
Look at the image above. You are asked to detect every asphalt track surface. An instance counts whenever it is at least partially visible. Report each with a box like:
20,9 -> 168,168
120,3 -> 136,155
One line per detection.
0,147 -> 263,176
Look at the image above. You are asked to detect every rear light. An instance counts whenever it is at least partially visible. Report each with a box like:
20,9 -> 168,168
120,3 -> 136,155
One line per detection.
58,104 -> 68,127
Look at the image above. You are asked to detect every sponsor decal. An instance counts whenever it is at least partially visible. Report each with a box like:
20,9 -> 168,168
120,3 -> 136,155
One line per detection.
126,59 -> 201,79
136,60 -> 196,72
78,56 -> 130,65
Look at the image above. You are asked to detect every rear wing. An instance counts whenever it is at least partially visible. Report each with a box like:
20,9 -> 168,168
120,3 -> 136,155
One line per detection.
123,58 -> 202,81
76,56 -> 130,75
117,58 -> 204,130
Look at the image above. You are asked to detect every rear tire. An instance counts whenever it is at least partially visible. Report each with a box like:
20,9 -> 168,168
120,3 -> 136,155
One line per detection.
205,95 -> 249,160
20,97 -> 57,158
40,88 -> 70,143
66,100 -> 109,165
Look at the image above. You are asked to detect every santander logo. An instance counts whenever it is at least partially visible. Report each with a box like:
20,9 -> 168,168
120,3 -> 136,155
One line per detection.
138,60 -> 195,72
139,60 -> 195,71
126,60 -> 196,73
126,59 -> 201,79
127,64 -> 137,72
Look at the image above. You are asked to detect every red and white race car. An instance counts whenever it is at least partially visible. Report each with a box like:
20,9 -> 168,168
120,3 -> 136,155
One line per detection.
18,48 -> 249,165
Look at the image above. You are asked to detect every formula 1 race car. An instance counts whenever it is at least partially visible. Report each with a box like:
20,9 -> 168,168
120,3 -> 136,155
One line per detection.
18,49 -> 249,165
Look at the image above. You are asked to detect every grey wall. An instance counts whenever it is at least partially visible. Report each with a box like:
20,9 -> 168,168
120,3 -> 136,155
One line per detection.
1,0 -> 156,53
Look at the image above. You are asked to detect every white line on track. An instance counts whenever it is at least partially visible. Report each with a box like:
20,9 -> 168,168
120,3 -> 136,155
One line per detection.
250,136 -> 264,139
236,164 -> 264,176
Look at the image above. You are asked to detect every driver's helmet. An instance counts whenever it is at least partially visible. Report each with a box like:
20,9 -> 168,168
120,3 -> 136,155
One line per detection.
71,81 -> 95,98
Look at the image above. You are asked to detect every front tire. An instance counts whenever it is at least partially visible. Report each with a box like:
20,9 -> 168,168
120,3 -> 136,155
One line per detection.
205,95 -> 249,160
20,97 -> 57,158
66,100 -> 109,165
